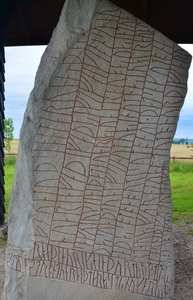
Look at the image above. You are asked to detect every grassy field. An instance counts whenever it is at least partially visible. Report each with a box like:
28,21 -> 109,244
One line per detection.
3,155 -> 193,226
4,156 -> 16,220
4,140 -> 19,156
170,161 -> 193,225
170,144 -> 192,159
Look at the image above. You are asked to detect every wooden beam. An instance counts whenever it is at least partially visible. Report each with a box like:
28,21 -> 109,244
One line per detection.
16,4 -> 32,45
141,0 -> 148,22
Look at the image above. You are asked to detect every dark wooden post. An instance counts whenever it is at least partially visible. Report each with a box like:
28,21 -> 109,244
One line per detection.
0,0 -> 20,225
0,31 -> 5,226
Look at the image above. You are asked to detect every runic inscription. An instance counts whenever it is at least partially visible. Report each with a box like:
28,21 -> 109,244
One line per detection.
5,2 -> 191,300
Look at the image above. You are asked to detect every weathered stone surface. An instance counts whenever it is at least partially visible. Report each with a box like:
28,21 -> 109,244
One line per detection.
3,0 -> 191,299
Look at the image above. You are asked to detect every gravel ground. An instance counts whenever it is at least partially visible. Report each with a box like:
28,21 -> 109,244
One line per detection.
172,224 -> 193,300
0,225 -> 193,299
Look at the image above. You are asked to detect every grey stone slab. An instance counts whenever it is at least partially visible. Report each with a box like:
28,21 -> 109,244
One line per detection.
3,0 -> 191,299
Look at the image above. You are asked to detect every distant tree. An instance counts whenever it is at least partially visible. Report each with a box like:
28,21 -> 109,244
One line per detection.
172,140 -> 178,144
4,118 -> 14,153
179,138 -> 186,145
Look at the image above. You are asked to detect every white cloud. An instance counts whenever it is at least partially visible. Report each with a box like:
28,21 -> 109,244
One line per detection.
5,46 -> 46,138
5,46 -> 46,94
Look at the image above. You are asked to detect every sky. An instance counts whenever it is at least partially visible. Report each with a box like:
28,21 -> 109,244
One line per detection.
4,44 -> 193,140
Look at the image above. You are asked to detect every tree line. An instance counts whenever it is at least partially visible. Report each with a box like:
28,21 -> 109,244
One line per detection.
172,138 -> 189,145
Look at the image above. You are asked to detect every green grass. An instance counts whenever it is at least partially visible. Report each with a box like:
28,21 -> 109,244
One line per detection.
4,156 -> 16,221
170,161 -> 193,225
0,235 -> 7,246
188,229 -> 193,236
3,158 -> 193,226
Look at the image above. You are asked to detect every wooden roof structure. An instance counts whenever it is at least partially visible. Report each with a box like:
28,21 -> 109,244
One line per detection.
1,0 -> 193,47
